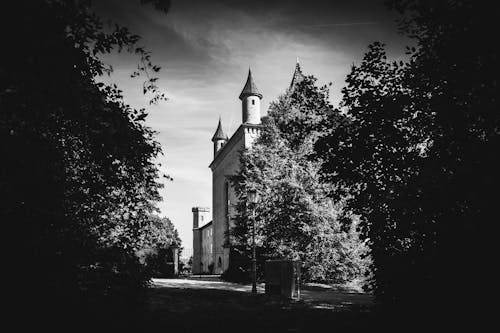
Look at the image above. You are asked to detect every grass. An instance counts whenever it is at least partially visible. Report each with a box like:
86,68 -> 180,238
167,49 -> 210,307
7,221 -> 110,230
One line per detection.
138,279 -> 375,332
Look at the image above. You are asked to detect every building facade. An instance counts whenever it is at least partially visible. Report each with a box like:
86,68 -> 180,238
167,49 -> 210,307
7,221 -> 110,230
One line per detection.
191,207 -> 212,274
192,62 -> 304,275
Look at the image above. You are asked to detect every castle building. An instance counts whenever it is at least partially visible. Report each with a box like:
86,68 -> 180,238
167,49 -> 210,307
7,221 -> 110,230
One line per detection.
192,62 -> 304,275
191,207 -> 212,274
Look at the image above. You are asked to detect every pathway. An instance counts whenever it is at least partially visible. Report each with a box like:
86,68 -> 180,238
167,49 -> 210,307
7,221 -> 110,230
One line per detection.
151,277 -> 373,310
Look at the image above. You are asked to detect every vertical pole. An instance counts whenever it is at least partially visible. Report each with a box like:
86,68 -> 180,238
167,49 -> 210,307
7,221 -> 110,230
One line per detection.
251,207 -> 257,295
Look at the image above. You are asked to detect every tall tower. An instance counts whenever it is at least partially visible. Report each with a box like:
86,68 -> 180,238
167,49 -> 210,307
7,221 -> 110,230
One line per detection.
239,68 -> 263,125
192,207 -> 210,274
192,206 -> 210,229
211,117 -> 228,156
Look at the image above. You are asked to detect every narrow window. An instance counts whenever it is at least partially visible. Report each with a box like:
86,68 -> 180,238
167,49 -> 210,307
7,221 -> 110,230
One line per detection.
225,181 -> 230,243
225,182 -> 230,216
252,99 -> 255,105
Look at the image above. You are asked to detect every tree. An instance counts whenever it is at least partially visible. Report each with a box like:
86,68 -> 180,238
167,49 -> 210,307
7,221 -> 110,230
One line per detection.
1,0 -> 171,327
229,76 -> 370,285
137,216 -> 182,276
140,216 -> 181,251
316,0 -> 498,319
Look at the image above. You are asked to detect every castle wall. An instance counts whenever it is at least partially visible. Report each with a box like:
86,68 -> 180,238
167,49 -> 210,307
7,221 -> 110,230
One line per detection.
211,134 -> 243,274
201,224 -> 213,272
192,228 -> 202,274
243,125 -> 261,148
210,124 -> 261,274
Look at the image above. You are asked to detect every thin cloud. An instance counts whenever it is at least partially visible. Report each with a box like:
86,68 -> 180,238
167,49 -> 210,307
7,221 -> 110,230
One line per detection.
299,21 -> 379,28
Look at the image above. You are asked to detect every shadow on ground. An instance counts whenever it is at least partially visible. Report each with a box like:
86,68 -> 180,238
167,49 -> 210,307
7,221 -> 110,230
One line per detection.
141,277 -> 375,332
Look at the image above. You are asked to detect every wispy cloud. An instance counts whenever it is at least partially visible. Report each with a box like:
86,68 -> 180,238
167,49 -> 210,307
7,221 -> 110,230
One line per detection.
298,21 -> 379,28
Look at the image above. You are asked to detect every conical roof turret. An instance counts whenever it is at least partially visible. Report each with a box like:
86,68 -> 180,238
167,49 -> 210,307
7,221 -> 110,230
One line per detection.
239,68 -> 263,100
211,117 -> 227,142
289,58 -> 305,89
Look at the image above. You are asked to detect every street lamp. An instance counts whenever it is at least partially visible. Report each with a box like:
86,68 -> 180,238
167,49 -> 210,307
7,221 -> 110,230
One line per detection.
248,188 -> 259,295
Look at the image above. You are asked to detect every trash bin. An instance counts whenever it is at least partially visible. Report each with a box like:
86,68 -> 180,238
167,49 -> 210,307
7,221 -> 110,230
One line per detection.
265,260 -> 301,299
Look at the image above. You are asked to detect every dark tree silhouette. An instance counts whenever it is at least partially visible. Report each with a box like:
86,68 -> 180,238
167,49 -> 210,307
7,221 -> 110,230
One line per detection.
1,0 -> 171,329
316,0 -> 498,325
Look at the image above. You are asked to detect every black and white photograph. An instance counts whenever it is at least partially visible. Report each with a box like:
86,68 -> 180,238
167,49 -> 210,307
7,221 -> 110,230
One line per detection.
2,0 -> 497,331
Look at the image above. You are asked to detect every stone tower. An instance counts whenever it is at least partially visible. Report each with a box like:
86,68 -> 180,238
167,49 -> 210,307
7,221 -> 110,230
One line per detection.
239,68 -> 263,125
192,206 -> 210,229
192,207 -> 211,274
211,117 -> 228,156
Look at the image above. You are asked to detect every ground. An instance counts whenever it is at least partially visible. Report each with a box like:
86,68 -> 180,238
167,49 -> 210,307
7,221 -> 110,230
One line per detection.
140,277 -> 376,332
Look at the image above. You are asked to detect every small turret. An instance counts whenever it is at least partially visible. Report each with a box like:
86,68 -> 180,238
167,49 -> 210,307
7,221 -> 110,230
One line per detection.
211,117 -> 228,156
239,68 -> 262,124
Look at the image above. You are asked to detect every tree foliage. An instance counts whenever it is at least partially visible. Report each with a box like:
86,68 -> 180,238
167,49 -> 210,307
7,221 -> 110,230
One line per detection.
1,0 -> 171,326
229,77 -> 370,284
139,216 -> 181,251
137,216 -> 182,277
316,0 -> 498,314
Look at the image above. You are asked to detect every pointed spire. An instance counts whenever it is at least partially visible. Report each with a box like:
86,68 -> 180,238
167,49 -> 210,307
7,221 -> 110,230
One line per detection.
239,68 -> 263,100
211,116 -> 227,142
289,58 -> 305,89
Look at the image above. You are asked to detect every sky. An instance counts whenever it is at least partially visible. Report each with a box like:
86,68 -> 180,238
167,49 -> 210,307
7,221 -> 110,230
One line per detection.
93,0 -> 410,255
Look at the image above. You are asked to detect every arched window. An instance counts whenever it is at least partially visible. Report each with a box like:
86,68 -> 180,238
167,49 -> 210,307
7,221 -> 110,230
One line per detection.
252,99 -> 255,105
218,257 -> 222,268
